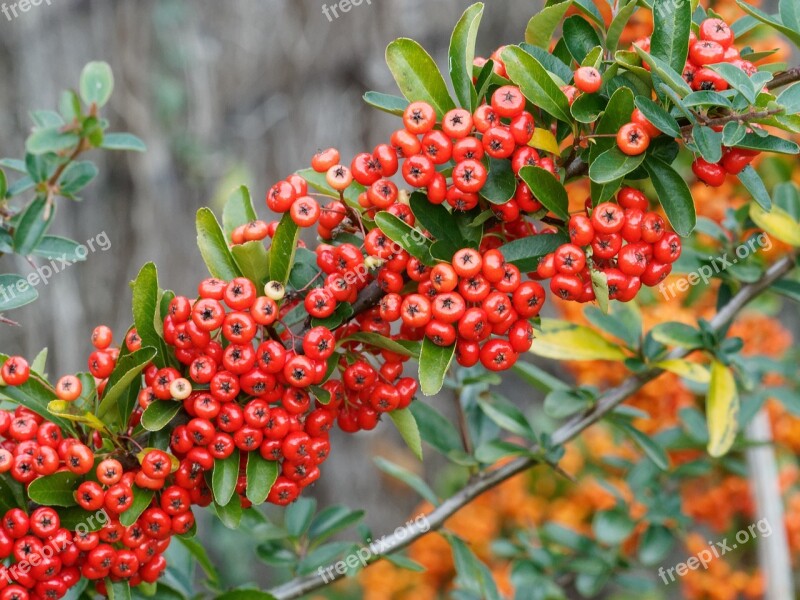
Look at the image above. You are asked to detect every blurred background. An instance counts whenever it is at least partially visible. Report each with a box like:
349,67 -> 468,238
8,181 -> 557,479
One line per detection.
0,0 -> 558,592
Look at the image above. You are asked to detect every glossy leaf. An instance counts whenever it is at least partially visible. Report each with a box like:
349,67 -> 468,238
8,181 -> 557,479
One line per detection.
525,0 -> 572,48
500,231 -> 569,271
374,457 -> 438,505
589,146 -> 646,184
0,274 -> 38,311
386,38 -> 456,117
502,46 -> 572,123
449,3 -> 484,110
14,196 -> 54,256
643,155 -> 696,236
212,450 -> 241,507
269,212 -> 301,285
418,338 -> 455,396
518,165 -> 569,221
245,454 -> 279,505
389,408 -> 423,461
141,401 -> 182,432
196,207 -> 242,281
27,471 -> 79,507
374,211 -> 435,266
651,0 -> 691,76
222,185 -> 258,237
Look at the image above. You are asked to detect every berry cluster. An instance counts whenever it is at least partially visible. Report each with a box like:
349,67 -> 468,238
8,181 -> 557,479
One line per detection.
0,401 -> 171,599
376,248 -> 543,371
541,188 -> 681,302
632,17 -> 763,183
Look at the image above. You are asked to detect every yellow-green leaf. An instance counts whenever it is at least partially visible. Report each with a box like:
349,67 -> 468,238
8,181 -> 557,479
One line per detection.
654,359 -> 710,383
528,128 -> 561,155
706,361 -> 739,458
530,319 -> 627,361
749,203 -> 800,247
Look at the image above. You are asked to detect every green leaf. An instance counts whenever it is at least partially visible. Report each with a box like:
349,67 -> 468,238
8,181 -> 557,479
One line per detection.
374,211 -> 435,266
735,132 -> 799,155
58,161 -> 98,196
196,207 -> 242,281
297,541 -> 356,575
14,196 -> 55,256
389,408 -> 423,461
98,346 -> 157,424
589,147 -> 646,184
590,268 -> 610,314
141,400 -> 182,432
374,457 -> 438,505
309,505 -> 364,544
222,185 -> 258,237
385,38 -> 456,118
707,63 -> 757,103
500,231 -> 569,272
544,389 -> 592,419
245,453 -> 278,506
606,0 -> 640,52
735,0 -> 800,48
448,535 -> 501,600
363,91 -> 409,116
449,3 -> 483,110
342,332 -> 420,357
777,82 -> 800,113
106,580 -> 131,600
418,338 -> 455,396
101,132 -> 146,152
478,396 -> 536,439
518,165 -> 569,221
213,496 -> 243,529
131,262 -> 169,368
639,525 -> 675,565
615,421 -> 669,469
408,401 -> 463,455
589,87 -> 634,199
570,92 -> 607,123
518,43 -> 574,84
80,61 -> 114,107
531,318 -> 627,361
0,274 -> 38,311
27,471 -> 79,507
269,212 -> 301,285
692,125 -> 724,164
212,450 -> 241,507
525,0 -> 572,48
32,235 -> 86,261
643,155 -> 696,236
474,440 -> 531,463
651,0 -> 691,77
285,497 -> 317,538
120,486 -> 155,527
707,360 -> 740,457
25,127 -> 80,155
593,508 -> 635,545
650,322 -> 702,348
481,157 -> 516,204
502,46 -> 572,123
562,15 -> 602,64
738,166 -> 772,210
633,46 -> 692,98
231,241 -> 271,287
722,121 -> 748,147
512,361 -> 570,393
178,536 -> 221,588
